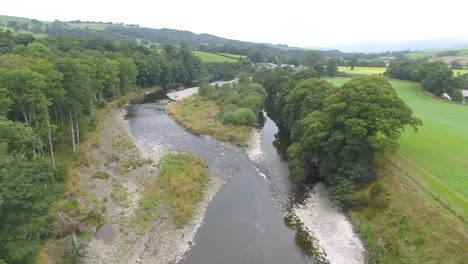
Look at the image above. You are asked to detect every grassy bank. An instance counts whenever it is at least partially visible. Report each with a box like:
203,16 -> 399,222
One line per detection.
326,77 -> 468,263
157,154 -> 207,227
350,164 -> 468,263
168,95 -> 252,146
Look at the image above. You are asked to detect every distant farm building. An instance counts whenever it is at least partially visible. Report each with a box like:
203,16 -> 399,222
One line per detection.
280,64 -> 296,69
256,63 -> 278,70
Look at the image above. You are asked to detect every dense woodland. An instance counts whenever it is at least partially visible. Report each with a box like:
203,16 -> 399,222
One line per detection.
0,28 -> 249,263
253,69 -> 421,207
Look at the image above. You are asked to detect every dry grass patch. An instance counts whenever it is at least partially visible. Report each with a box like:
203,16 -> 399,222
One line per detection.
168,95 -> 251,146
157,153 -> 207,227
350,164 -> 468,263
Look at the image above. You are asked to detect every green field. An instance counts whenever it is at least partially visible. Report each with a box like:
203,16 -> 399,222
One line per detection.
454,69 -> 468,74
192,51 -> 239,63
327,77 -> 468,216
65,22 -> 110,30
338,66 -> 468,76
218,53 -> 246,59
406,49 -> 468,59
405,51 -> 438,59
338,66 -> 386,75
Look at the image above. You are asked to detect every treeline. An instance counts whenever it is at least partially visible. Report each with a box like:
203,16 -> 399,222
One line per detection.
253,69 -> 421,207
204,59 -> 253,81
385,60 -> 468,101
0,30 -> 208,263
199,74 -> 267,126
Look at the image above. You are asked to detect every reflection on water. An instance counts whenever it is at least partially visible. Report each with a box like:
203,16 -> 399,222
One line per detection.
96,223 -> 114,243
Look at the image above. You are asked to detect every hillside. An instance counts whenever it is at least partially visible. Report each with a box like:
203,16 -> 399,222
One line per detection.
0,14 -> 306,61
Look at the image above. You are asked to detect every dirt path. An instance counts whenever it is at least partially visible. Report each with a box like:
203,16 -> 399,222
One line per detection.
81,109 -> 224,264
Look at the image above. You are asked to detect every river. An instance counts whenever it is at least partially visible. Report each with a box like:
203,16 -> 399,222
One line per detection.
126,90 -> 364,264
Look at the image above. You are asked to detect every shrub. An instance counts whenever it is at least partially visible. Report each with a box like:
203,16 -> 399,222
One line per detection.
223,108 -> 256,126
92,171 -> 110,180
370,183 -> 388,198
369,183 -> 390,209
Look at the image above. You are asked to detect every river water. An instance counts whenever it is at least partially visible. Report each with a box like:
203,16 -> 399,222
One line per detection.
127,91 -> 364,264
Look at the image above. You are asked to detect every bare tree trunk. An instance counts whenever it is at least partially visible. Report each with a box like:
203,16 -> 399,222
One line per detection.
74,109 -> 80,144
19,103 -> 29,125
47,118 -> 56,169
69,110 -> 76,153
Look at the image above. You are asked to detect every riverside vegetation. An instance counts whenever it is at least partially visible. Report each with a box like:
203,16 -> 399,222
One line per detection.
0,28 -> 235,263
254,67 -> 467,263
168,75 -> 267,146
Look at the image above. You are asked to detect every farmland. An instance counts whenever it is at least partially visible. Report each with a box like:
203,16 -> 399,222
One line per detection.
192,51 -> 241,63
327,77 -> 468,263
338,66 -> 386,75
406,49 -> 468,59
327,77 -> 468,216
338,66 -> 468,76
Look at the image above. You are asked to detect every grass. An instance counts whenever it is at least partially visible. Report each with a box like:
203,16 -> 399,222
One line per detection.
454,69 -> 468,75
405,51 -> 438,59
326,77 -> 468,216
168,95 -> 252,146
337,66 -> 468,76
192,51 -> 239,63
64,22 -> 110,30
350,164 -> 468,263
157,153 -> 207,227
327,77 -> 468,263
218,52 -> 247,59
406,49 -> 468,59
338,66 -> 386,75
135,181 -> 160,230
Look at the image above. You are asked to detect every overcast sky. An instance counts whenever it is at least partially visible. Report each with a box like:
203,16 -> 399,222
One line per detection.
3,0 -> 468,47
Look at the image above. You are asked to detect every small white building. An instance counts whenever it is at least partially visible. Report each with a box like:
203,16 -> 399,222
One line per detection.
256,63 -> 278,70
441,93 -> 451,100
462,90 -> 468,103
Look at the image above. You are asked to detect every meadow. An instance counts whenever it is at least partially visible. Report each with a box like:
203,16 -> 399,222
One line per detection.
192,51 -> 240,63
327,77 -> 468,216
338,66 -> 468,76
217,53 -> 247,59
327,77 -> 468,263
338,66 -> 386,75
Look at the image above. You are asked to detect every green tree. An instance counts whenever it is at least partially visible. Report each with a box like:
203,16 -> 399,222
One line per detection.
326,58 -> 338,77
450,60 -> 462,70
286,76 -> 421,207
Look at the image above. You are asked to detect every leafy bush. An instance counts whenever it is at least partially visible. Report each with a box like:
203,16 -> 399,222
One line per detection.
223,108 -> 256,126
369,183 -> 388,198
92,171 -> 110,180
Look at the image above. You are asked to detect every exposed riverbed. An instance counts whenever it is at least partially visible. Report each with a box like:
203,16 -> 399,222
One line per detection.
123,87 -> 365,264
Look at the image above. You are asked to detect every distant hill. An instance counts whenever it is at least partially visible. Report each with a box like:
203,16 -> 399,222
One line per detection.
316,39 -> 468,53
0,14 -> 306,62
